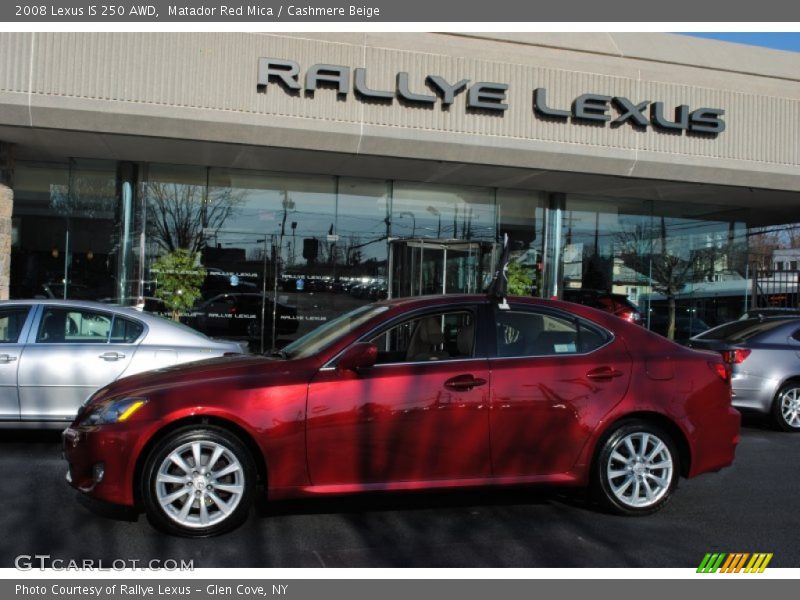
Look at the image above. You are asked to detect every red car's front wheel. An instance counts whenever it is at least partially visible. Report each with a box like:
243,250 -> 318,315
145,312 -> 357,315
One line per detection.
141,426 -> 255,537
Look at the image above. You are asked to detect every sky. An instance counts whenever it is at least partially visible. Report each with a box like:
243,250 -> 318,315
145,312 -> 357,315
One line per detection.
681,32 -> 800,53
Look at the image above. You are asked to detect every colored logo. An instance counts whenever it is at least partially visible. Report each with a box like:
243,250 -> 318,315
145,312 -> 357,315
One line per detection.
697,553 -> 773,573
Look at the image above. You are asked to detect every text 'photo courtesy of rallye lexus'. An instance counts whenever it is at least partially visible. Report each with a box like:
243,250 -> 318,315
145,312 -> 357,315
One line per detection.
63,292 -> 740,537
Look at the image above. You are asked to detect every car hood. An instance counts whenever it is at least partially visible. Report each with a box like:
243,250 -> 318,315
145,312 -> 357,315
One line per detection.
86,354 -> 315,405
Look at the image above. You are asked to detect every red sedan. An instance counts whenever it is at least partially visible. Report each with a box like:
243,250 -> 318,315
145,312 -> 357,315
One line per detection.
63,295 -> 740,536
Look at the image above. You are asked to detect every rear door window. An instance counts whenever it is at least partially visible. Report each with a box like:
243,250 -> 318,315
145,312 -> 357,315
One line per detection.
36,308 -> 111,343
495,309 -> 609,358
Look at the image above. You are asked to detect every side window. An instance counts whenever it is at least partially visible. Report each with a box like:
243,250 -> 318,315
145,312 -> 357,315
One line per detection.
368,311 -> 476,364
0,307 -> 31,344
36,308 -> 111,344
110,316 -> 144,344
495,310 -> 607,357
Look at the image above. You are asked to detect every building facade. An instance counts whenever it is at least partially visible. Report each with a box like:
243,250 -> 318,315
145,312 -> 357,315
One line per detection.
1,32 -> 799,346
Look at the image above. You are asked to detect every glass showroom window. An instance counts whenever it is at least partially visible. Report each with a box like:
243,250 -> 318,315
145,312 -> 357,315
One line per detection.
205,168 -> 338,350
11,160 -> 118,302
390,181 -> 496,297
652,201 -> 748,338
497,189 -> 545,296
559,194 -> 748,340
138,164 -> 208,309
336,177 -> 391,302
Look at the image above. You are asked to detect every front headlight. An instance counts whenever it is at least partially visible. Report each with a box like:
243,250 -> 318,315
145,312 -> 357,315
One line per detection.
80,397 -> 148,426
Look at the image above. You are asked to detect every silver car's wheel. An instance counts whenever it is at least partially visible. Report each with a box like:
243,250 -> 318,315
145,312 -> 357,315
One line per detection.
142,427 -> 255,536
773,384 -> 800,432
594,421 -> 679,515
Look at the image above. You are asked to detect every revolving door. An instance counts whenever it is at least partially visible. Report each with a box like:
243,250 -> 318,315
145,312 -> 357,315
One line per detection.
388,239 -> 497,299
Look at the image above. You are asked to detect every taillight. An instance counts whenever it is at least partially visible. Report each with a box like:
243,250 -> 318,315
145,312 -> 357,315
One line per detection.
619,310 -> 642,324
721,349 -> 751,364
709,361 -> 731,383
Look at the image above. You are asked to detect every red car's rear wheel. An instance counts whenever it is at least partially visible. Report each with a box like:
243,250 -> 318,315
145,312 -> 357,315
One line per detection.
593,421 -> 679,515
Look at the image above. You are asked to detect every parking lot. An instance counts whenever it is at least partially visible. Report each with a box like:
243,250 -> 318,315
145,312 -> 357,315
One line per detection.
1,418 -> 797,569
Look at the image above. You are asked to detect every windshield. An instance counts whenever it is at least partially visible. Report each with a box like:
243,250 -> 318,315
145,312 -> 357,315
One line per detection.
695,318 -> 797,342
282,304 -> 388,359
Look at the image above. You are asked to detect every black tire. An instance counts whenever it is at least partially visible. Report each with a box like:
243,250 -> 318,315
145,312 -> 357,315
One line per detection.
771,382 -> 800,432
141,426 -> 255,537
592,420 -> 680,516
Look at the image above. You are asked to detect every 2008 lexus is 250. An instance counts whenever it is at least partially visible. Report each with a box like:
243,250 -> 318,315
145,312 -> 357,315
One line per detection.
63,295 -> 740,536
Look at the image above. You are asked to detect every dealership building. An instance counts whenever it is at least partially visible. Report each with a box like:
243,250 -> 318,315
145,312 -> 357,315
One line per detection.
0,32 -> 798,343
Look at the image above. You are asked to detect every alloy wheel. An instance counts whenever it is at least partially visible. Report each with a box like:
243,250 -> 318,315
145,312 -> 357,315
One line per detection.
605,431 -> 674,509
778,387 -> 800,430
155,440 -> 246,529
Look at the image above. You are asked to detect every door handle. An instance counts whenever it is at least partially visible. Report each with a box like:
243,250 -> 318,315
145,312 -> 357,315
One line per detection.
444,374 -> 487,391
586,366 -> 623,381
0,354 -> 17,364
99,352 -> 125,361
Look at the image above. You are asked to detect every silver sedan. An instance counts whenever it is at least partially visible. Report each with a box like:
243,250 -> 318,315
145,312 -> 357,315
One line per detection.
0,300 -> 245,427
688,316 -> 800,431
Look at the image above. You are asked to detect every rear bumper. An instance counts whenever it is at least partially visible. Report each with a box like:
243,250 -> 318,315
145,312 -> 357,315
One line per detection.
731,373 -> 777,414
687,406 -> 741,478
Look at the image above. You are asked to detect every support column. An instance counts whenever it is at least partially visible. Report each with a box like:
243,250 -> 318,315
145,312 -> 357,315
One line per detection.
0,143 -> 13,301
541,192 -> 565,299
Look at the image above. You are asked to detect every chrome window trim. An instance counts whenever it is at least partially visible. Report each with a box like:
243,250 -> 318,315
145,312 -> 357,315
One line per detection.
319,356 -> 485,372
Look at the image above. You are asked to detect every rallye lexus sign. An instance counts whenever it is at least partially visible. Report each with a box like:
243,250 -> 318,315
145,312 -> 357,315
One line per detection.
257,58 -> 726,135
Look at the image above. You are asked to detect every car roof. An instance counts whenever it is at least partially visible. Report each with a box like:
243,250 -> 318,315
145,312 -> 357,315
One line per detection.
1,298 -> 145,312
1,298 -> 241,349
693,316 -> 800,342
371,294 -> 608,316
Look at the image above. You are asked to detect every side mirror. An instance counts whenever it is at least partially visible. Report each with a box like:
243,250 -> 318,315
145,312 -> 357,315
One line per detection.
336,342 -> 378,373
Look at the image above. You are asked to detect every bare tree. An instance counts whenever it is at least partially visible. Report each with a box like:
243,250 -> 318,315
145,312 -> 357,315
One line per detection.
145,182 -> 243,254
615,218 -> 694,340
748,227 -> 781,271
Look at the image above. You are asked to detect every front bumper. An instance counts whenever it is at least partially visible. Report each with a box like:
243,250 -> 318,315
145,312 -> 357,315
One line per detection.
62,424 -> 140,507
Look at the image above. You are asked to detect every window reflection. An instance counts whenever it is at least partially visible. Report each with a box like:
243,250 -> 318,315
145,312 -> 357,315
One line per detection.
561,195 -> 748,340
497,190 -> 545,296
392,181 -> 495,241
9,159 -> 755,351
11,160 -> 117,301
